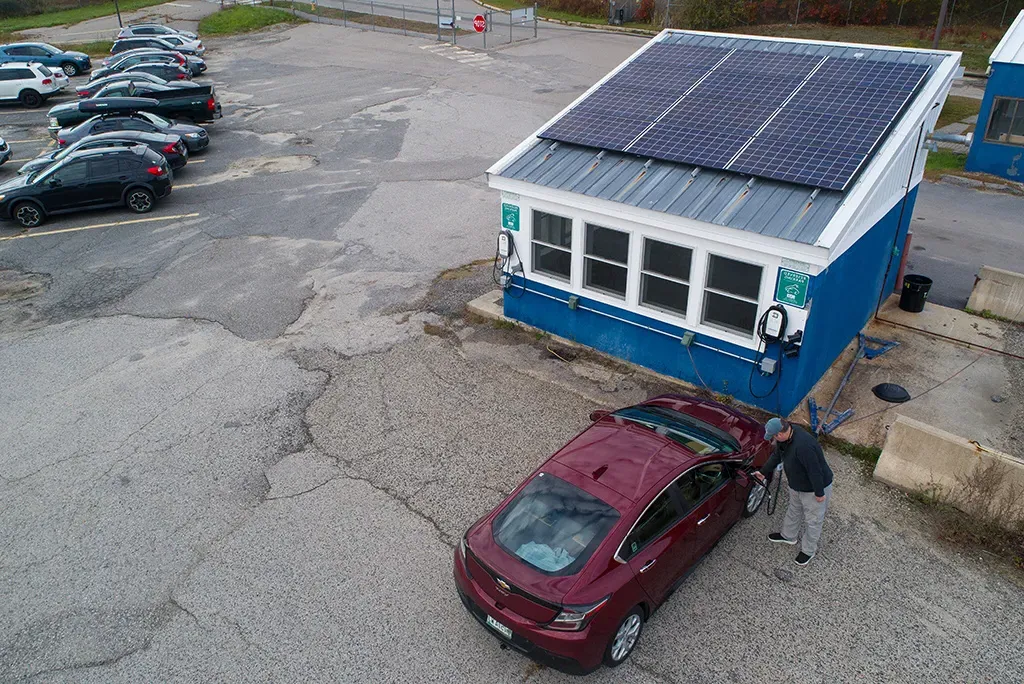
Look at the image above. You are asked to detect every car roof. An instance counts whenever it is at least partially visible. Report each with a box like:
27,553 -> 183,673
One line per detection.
63,145 -> 145,160
550,396 -> 760,504
4,42 -> 52,48
0,62 -> 42,68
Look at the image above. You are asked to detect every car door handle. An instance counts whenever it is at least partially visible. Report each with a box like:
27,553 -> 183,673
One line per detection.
697,514 -> 711,526
639,559 -> 657,573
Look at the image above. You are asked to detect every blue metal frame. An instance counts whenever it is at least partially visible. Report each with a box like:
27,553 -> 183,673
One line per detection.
808,333 -> 899,434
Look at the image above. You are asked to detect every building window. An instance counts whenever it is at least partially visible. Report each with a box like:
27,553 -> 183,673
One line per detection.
532,211 -> 572,281
702,254 -> 762,335
984,97 -> 1024,146
584,224 -> 629,298
640,238 -> 692,317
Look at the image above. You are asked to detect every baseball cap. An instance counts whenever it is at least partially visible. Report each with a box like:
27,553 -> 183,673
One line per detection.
764,417 -> 785,441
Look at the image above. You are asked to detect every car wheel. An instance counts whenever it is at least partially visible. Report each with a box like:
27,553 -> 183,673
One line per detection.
12,202 -> 44,229
19,90 -> 42,108
61,62 -> 79,77
604,607 -> 644,668
125,188 -> 155,214
743,479 -> 767,518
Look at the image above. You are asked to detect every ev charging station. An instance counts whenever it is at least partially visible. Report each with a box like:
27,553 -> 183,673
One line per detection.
486,30 -> 962,415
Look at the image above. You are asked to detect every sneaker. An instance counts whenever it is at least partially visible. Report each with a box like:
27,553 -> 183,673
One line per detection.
768,533 -> 797,545
795,552 -> 814,566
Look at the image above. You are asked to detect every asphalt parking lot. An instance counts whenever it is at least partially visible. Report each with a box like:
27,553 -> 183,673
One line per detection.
3,21 -> 1024,683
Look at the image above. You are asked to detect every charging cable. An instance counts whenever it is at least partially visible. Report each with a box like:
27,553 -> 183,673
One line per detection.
748,305 -> 788,403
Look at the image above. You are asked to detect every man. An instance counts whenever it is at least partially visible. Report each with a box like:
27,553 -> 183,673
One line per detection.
752,417 -> 834,566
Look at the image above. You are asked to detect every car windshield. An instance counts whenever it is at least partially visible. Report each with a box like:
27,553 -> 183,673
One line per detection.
144,112 -> 171,127
611,405 -> 739,454
492,473 -> 619,576
40,43 -> 59,54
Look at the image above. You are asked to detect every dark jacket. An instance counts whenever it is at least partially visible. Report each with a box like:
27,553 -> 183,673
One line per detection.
759,426 -> 834,497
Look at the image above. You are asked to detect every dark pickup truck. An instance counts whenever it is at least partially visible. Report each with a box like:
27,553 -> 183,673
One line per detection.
46,84 -> 221,135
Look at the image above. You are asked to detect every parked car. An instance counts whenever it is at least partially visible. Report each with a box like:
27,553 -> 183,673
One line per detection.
19,130 -> 188,176
117,24 -> 198,41
56,111 -> 209,152
111,36 -> 204,58
48,84 -> 220,131
0,145 -> 172,228
0,42 -> 91,77
91,51 -> 187,81
454,395 -> 772,674
75,72 -> 182,98
0,137 -> 10,167
99,48 -> 205,76
120,63 -> 191,83
0,62 -> 62,108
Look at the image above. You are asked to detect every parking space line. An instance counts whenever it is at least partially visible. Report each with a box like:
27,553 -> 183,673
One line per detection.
8,139 -> 50,144
0,212 -> 201,241
9,158 -> 32,163
188,159 -> 207,164
175,183 -> 199,189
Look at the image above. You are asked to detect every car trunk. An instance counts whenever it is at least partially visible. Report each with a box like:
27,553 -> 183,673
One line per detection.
465,525 -> 576,624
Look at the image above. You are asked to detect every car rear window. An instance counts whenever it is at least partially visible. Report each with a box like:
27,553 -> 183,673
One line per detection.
38,65 -> 53,77
492,473 -> 619,576
611,405 -> 739,454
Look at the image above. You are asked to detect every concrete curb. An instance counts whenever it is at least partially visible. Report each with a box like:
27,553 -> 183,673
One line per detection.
937,174 -> 1024,195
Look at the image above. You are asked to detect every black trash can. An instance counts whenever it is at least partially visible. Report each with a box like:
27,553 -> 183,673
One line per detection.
899,274 -> 932,313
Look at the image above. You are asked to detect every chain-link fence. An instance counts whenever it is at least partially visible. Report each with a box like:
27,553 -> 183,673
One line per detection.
268,0 -> 538,48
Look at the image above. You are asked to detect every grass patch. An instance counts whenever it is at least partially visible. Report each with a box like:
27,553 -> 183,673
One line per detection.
276,1 -> 466,35
821,434 -> 882,467
936,95 -> 982,130
924,149 -> 967,180
56,40 -> 113,57
198,5 -> 305,36
0,0 -> 167,33
723,23 -> 999,72
964,307 -> 1022,325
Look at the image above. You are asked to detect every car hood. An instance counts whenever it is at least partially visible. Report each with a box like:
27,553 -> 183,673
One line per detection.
168,123 -> 205,136
0,174 -> 33,192
17,157 -> 54,174
64,51 -> 89,60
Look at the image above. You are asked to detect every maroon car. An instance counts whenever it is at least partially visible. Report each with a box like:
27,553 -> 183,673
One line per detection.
454,395 -> 772,674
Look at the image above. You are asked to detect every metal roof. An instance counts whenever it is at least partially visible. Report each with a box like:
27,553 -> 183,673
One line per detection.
496,30 -> 950,246
991,10 -> 1024,65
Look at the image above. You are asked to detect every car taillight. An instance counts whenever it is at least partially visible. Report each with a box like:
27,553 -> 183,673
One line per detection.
146,165 -> 165,177
176,73 -> 187,80
42,78 -> 52,85
206,97 -> 215,111
546,597 -> 610,632
77,89 -> 87,97
57,139 -> 66,146
176,55 -> 185,63
162,143 -> 177,154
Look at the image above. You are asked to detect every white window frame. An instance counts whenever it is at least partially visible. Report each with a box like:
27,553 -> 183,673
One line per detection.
700,252 -> 764,337
583,222 -> 630,300
638,236 -> 694,319
530,209 -> 573,283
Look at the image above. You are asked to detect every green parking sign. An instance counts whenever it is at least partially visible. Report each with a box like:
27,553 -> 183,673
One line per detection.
775,268 -> 810,308
502,203 -> 520,231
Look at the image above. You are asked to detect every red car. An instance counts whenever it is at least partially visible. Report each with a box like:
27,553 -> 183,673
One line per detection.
454,395 -> 772,674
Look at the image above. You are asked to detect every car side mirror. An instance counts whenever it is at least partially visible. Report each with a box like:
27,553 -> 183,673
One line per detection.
589,409 -> 611,422
48,178 -> 61,187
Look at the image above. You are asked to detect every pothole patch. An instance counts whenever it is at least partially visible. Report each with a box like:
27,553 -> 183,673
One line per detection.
192,154 -> 318,186
0,269 -> 51,303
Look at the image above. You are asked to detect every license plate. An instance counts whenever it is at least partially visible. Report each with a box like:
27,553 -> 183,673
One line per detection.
486,615 -> 512,640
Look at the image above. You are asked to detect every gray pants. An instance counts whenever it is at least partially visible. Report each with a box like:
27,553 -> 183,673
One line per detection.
780,484 -> 833,556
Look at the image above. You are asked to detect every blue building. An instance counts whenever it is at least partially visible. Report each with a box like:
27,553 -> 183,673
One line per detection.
487,30 -> 961,414
966,10 -> 1024,180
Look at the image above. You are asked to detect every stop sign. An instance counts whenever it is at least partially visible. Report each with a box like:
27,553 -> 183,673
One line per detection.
473,14 -> 486,32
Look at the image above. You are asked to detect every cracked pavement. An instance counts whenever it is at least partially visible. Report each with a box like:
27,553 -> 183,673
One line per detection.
2,19 -> 1024,684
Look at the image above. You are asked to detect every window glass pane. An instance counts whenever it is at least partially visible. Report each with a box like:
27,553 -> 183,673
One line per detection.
703,291 -> 758,335
585,259 -> 627,297
533,243 -> 571,280
38,65 -> 52,77
53,162 -> 87,183
706,254 -> 761,300
985,98 -> 1015,143
585,224 -> 628,264
611,405 -> 739,454
644,239 -> 692,281
1009,102 -> 1024,144
89,157 -> 121,177
641,274 -> 689,316
676,473 -> 701,511
492,473 -> 619,576
694,463 -> 728,498
533,211 -> 572,247
623,491 -> 677,559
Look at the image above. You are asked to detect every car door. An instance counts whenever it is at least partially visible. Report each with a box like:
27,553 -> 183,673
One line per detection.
0,70 -> 16,100
622,488 -> 685,606
676,463 -> 738,559
87,155 -> 127,205
38,160 -> 90,212
25,46 -> 52,65
2,46 -> 28,64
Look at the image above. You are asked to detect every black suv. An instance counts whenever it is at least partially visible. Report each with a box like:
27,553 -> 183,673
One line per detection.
0,145 -> 172,228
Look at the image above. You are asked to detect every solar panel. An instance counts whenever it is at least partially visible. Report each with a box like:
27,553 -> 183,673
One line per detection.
538,37 -> 930,191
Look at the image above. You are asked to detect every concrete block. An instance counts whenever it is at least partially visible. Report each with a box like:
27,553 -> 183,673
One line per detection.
874,416 -> 1024,524
966,265 -> 1024,323
941,174 -> 984,188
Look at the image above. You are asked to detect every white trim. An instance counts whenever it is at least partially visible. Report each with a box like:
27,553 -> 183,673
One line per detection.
490,175 -> 831,266
991,11 -> 1024,65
